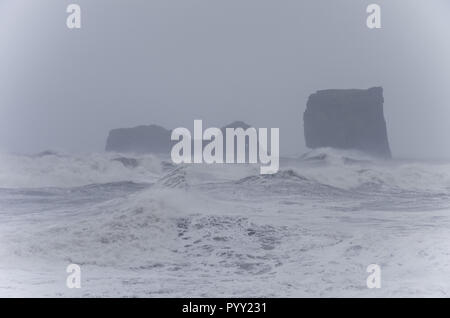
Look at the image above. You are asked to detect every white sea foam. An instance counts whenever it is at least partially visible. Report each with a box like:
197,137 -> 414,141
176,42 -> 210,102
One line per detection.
0,152 -> 164,188
1,149 -> 450,297
1,149 -> 450,193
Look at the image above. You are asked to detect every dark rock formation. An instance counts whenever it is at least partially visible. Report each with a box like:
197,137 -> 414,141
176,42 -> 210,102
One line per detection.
105,121 -> 256,159
112,157 -> 139,168
105,125 -> 172,154
221,121 -> 251,131
303,87 -> 391,158
31,150 -> 60,158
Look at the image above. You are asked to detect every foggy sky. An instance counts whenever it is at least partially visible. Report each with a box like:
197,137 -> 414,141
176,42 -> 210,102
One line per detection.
1,0 -> 450,158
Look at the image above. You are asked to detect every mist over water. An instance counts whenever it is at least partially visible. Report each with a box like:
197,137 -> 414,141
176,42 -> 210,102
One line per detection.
1,149 -> 450,296
1,0 -> 450,298
0,0 -> 450,158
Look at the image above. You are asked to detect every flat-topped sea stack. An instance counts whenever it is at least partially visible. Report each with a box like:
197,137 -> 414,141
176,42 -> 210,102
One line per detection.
105,121 -> 255,158
105,124 -> 172,154
303,87 -> 392,158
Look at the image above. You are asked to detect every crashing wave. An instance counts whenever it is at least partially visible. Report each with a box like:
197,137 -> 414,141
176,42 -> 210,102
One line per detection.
30,150 -> 64,158
0,152 -> 163,188
1,150 -> 450,196
112,157 -> 139,168
156,166 -> 188,189
300,147 -> 374,165
235,169 -> 309,185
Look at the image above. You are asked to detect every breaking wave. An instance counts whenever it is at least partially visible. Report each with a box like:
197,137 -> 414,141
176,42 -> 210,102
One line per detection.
2,148 -> 450,297
0,152 -> 165,188
1,148 -> 450,195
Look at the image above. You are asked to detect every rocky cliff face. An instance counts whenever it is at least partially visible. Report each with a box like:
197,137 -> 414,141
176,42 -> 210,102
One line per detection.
303,87 -> 391,158
105,125 -> 172,154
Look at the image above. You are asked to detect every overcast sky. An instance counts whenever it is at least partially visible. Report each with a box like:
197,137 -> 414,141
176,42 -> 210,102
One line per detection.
0,0 -> 450,158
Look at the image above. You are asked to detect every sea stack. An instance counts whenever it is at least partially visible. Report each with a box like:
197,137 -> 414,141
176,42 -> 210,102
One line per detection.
105,124 -> 172,154
303,87 -> 392,158
105,121 -> 256,157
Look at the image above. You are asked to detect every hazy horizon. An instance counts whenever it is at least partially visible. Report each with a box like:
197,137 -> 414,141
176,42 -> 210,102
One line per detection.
1,0 -> 450,159
3,1 -> 450,298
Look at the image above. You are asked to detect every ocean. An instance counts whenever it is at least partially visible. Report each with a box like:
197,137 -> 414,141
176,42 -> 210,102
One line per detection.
1,148 -> 450,297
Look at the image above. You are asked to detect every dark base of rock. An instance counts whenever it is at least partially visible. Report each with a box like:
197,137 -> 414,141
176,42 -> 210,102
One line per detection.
303,87 -> 392,158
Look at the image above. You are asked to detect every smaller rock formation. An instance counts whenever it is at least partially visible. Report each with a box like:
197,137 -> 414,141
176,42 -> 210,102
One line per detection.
303,87 -> 391,158
105,125 -> 172,154
105,121 -> 257,159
